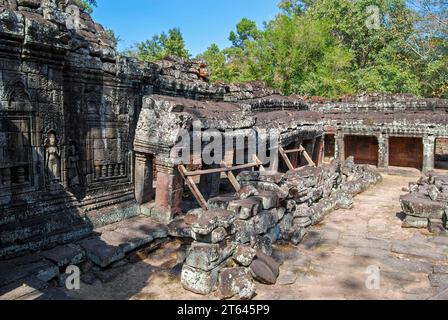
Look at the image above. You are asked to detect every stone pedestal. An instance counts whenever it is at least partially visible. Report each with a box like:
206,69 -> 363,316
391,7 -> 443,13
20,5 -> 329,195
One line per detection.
423,136 -> 436,173
154,158 -> 184,222
134,153 -> 154,205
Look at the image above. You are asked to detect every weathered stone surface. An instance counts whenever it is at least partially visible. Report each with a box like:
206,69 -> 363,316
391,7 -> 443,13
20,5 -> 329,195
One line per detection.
78,237 -> 125,268
228,197 -> 261,220
252,210 -> 275,234
181,264 -> 220,295
231,219 -> 255,244
400,194 -> 446,219
236,185 -> 259,200
185,241 -> 236,272
167,219 -> 193,238
191,209 -> 237,236
250,259 -> 278,285
218,267 -> 256,300
233,245 -> 257,267
250,235 -> 273,256
41,244 -> 85,268
254,191 -> 280,210
402,215 -> 429,229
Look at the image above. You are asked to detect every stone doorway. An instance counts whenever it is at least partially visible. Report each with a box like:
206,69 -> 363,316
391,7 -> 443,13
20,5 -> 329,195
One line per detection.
344,135 -> 379,166
389,137 -> 423,169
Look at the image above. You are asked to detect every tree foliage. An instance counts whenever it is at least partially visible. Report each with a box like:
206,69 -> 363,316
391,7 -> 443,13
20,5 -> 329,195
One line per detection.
197,0 -> 447,98
77,0 -> 97,14
134,28 -> 190,62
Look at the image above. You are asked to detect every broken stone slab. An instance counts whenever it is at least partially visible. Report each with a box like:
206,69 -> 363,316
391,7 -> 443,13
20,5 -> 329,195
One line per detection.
293,217 -> 312,228
250,259 -> 278,285
266,225 -> 281,244
251,210 -> 275,235
181,264 -> 221,295
237,171 -> 284,185
167,218 -> 193,238
41,244 -> 85,268
250,235 -> 273,256
428,219 -> 447,235
400,193 -> 446,219
191,209 -> 237,236
185,241 -> 236,272
271,207 -> 285,222
208,195 -> 240,210
193,227 -> 228,244
231,219 -> 256,244
256,250 -> 281,277
254,191 -> 280,210
277,270 -> 298,286
402,215 -> 429,229
236,185 -> 259,200
428,185 -> 441,201
218,267 -> 256,300
78,236 -> 125,268
233,245 -> 257,267
227,197 -> 262,220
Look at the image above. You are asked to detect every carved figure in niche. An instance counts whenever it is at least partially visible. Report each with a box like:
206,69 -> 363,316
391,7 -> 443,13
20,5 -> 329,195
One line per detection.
67,141 -> 82,187
45,131 -> 61,183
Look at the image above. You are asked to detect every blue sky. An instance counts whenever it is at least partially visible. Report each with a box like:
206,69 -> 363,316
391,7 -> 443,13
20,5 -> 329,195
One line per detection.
92,0 -> 280,56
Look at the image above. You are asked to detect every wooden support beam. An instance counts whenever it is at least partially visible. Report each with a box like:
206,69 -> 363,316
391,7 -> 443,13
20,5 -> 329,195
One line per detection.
178,164 -> 208,210
179,158 -> 264,209
301,145 -> 316,167
220,161 -> 241,192
279,146 -> 295,171
279,145 -> 316,170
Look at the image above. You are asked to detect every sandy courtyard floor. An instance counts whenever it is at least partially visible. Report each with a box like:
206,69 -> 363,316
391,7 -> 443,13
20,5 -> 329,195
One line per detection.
64,170 -> 448,300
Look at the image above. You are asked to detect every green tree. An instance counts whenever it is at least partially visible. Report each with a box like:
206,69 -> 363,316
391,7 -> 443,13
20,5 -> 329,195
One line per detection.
228,18 -> 261,49
135,28 -> 190,62
77,0 -> 97,13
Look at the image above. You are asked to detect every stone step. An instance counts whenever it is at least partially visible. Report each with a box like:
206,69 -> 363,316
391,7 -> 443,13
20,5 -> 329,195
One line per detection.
78,216 -> 168,268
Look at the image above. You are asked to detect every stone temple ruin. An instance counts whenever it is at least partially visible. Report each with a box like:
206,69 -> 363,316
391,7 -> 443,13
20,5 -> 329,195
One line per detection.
0,1 -> 447,300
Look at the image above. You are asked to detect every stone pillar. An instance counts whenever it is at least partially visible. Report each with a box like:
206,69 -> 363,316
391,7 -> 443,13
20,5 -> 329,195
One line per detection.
154,157 -> 184,222
335,131 -> 345,161
134,153 -> 154,205
377,134 -> 389,168
423,135 -> 436,173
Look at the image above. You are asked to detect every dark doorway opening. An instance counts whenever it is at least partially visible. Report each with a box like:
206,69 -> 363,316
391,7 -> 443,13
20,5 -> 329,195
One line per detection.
344,135 -> 379,166
389,137 -> 423,169
324,134 -> 335,162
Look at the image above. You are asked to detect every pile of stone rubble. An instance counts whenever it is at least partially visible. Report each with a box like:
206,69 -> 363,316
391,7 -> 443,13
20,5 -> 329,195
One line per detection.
400,172 -> 448,234
175,157 -> 381,299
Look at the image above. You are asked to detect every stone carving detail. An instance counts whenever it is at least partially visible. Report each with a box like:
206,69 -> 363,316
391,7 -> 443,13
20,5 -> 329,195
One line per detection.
44,130 -> 61,186
67,140 -> 82,188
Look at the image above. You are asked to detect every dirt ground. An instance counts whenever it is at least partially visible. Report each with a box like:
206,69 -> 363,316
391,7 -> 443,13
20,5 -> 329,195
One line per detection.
64,169 -> 448,300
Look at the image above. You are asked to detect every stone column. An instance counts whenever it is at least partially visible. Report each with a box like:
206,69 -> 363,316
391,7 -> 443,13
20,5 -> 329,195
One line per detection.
154,157 -> 184,222
335,131 -> 345,161
377,134 -> 389,168
423,135 -> 436,173
134,153 -> 154,205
